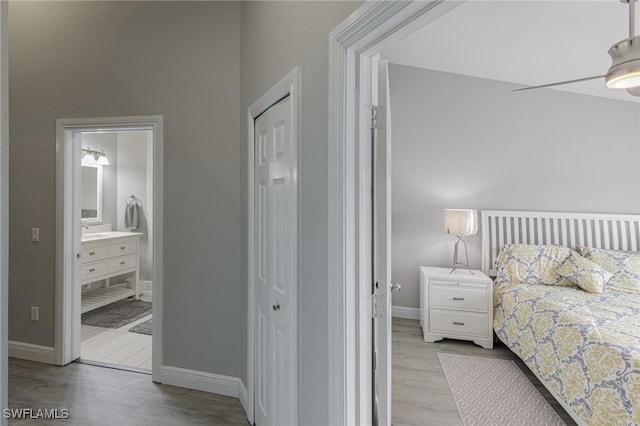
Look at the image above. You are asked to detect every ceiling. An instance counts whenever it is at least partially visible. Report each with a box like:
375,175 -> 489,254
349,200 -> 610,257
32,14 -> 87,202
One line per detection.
381,0 -> 640,103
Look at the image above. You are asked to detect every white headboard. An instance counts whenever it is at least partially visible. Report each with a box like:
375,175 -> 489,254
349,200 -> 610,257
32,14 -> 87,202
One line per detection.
481,210 -> 640,276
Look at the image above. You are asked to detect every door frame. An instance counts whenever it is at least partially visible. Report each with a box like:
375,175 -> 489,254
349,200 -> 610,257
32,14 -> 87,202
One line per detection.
55,115 -> 164,381
0,1 -> 8,423
246,67 -> 300,425
327,2 -> 463,424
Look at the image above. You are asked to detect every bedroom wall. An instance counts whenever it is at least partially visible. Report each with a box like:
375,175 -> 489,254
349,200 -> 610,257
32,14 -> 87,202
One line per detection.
240,1 -> 362,423
389,64 -> 640,311
9,1 -> 243,379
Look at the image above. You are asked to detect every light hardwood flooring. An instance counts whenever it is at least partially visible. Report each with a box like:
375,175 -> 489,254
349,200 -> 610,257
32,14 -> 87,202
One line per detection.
81,314 -> 152,371
9,317 -> 576,425
392,318 -> 577,426
8,358 -> 248,425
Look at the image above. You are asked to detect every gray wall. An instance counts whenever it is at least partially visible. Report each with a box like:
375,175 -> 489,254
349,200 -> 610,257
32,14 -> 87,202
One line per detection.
9,1 -> 243,379
241,1 -> 361,423
116,131 -> 152,281
81,133 -> 118,226
389,64 -> 640,309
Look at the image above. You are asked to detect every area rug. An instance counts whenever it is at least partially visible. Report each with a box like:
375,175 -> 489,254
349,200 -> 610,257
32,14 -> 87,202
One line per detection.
128,318 -> 152,335
438,353 -> 566,426
81,299 -> 152,329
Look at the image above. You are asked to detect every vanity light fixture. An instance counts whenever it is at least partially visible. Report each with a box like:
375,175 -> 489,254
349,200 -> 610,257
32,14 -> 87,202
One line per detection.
81,147 -> 110,166
443,208 -> 478,274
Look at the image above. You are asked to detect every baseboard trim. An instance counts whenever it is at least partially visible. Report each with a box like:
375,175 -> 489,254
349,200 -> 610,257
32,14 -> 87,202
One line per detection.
8,341 -> 55,364
392,306 -> 420,320
238,380 -> 250,421
160,365 -> 242,399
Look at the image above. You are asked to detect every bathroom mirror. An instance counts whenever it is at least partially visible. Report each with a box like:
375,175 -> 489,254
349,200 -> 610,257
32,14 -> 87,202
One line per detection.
81,164 -> 103,222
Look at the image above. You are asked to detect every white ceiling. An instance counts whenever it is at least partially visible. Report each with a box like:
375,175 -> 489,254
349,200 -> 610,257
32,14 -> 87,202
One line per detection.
381,0 -> 640,103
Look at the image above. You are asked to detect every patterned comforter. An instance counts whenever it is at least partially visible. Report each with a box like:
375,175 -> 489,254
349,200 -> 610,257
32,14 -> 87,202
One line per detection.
494,282 -> 640,425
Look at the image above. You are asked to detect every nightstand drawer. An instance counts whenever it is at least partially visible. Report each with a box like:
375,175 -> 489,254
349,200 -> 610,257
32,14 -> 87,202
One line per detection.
430,285 -> 487,312
429,309 -> 487,337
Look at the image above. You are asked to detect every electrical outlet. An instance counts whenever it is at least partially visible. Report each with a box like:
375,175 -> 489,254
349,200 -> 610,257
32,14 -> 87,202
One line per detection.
31,307 -> 39,321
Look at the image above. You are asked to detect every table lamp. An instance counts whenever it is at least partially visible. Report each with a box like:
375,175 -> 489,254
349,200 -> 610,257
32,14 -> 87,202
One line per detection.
443,209 -> 478,274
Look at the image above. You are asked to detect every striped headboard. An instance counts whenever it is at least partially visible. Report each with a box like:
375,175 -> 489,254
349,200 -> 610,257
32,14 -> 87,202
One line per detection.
481,210 -> 640,276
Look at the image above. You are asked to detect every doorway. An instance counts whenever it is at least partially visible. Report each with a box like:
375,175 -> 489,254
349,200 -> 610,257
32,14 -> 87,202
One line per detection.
55,116 -> 164,381
327,2 -> 463,425
247,68 -> 299,426
78,129 -> 153,371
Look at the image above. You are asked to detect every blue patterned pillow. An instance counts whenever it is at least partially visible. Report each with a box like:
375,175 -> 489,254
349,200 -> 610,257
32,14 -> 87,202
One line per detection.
496,244 -> 575,287
557,251 -> 612,293
578,246 -> 640,294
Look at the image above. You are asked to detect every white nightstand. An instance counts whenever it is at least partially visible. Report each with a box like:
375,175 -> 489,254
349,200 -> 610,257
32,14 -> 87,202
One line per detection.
419,266 -> 493,349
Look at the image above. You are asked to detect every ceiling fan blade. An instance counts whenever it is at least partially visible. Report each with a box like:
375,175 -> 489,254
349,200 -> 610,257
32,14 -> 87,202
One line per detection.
627,87 -> 640,97
513,75 -> 607,92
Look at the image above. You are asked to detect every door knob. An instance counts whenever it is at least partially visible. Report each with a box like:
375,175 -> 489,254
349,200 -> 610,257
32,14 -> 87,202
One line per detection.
391,283 -> 402,292
272,304 -> 280,311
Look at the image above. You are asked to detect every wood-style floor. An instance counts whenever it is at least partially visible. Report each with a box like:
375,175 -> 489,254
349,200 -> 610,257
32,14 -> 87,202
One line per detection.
81,314 -> 152,370
8,317 -> 576,425
392,318 -> 576,426
8,358 -> 248,425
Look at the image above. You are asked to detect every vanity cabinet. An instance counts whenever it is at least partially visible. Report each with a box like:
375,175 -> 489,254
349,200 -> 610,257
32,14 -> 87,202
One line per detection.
81,233 -> 142,313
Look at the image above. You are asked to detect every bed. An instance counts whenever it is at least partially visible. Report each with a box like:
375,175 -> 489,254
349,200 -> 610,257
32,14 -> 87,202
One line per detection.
481,210 -> 640,426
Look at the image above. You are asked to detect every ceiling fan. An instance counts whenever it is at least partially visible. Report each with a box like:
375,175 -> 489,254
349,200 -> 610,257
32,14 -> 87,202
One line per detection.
515,0 -> 640,97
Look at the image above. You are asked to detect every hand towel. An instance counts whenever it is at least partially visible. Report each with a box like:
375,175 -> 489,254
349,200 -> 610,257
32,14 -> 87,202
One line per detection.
125,199 -> 139,230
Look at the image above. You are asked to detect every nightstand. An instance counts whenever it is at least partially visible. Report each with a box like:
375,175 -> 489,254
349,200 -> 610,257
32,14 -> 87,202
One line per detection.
419,266 -> 493,349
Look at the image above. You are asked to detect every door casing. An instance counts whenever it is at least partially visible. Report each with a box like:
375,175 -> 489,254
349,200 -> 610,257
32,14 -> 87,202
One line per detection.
327,2 -> 464,424
246,67 -> 300,425
55,116 -> 164,382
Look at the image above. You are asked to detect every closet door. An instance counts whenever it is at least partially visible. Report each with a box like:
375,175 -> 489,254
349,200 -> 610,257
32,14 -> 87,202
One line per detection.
254,96 -> 296,426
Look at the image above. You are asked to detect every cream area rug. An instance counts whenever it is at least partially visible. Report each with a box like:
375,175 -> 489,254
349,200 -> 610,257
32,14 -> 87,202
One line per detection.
438,353 -> 566,426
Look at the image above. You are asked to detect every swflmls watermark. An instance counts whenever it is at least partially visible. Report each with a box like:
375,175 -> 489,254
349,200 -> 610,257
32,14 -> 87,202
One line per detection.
2,408 -> 70,420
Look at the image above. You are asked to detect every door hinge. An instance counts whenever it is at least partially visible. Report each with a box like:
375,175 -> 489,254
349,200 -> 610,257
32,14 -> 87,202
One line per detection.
370,284 -> 384,319
370,292 -> 377,319
371,104 -> 384,130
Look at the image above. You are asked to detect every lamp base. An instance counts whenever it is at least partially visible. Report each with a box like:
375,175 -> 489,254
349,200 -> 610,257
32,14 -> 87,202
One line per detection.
450,235 -> 474,275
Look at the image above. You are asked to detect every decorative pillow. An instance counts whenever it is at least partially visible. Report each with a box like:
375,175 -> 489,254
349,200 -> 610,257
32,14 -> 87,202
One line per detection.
578,246 -> 640,294
496,244 -> 576,287
556,251 -> 612,293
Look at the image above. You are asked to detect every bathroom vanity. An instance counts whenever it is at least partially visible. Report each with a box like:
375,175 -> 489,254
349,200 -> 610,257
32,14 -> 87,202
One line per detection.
80,231 -> 143,313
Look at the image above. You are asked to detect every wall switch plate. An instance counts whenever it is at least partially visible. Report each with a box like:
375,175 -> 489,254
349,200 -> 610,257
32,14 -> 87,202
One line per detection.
31,306 -> 39,321
31,227 -> 39,242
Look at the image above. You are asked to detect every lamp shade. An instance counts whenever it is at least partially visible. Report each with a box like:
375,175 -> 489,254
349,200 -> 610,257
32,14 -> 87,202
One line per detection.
443,209 -> 478,236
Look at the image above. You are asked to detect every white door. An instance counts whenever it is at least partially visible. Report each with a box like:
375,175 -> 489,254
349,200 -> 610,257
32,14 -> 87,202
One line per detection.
374,60 -> 393,426
254,96 -> 297,426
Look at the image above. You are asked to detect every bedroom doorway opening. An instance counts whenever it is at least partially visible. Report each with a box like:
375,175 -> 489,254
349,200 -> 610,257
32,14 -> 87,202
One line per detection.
328,2 -> 465,425
56,116 -> 164,381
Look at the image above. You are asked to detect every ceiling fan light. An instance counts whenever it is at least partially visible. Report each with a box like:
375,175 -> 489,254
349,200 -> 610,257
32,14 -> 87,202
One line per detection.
606,69 -> 640,89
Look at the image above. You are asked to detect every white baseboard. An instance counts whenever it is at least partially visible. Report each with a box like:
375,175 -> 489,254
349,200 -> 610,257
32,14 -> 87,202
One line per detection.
238,380 -> 250,421
8,341 -> 55,364
392,306 -> 420,320
160,365 -> 243,399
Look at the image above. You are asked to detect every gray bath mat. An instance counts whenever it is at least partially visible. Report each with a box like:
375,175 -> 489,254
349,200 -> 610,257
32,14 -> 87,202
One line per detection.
128,318 -> 152,335
81,298 -> 152,329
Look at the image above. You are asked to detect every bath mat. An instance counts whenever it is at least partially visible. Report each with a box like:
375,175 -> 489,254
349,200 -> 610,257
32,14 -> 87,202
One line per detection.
438,353 -> 566,426
81,299 -> 151,329
129,318 -> 152,335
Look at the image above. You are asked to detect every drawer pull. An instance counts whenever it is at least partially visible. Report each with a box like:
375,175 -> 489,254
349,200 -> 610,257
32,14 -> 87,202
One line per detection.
452,297 -> 465,301
89,251 -> 96,255
89,268 -> 95,272
453,321 -> 465,326
120,261 -> 126,265
120,246 -> 126,250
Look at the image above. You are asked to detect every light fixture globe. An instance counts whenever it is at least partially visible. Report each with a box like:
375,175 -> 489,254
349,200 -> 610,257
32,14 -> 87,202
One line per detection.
606,36 -> 640,89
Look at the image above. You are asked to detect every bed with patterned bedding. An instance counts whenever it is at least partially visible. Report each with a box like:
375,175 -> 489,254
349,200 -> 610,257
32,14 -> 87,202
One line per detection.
493,243 -> 640,426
